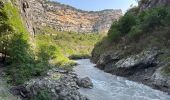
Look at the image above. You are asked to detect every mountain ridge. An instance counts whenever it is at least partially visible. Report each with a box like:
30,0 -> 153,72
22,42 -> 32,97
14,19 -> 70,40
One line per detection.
20,0 -> 122,34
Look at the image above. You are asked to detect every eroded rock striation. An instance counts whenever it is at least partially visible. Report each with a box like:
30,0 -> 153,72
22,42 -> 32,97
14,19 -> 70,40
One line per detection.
19,0 -> 122,34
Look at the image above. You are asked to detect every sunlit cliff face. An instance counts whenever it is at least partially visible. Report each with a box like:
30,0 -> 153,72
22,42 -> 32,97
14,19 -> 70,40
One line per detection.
24,0 -> 123,33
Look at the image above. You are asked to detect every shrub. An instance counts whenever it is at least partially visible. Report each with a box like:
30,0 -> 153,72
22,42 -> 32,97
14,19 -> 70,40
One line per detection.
142,7 -> 169,31
35,43 -> 57,76
108,28 -> 121,42
9,63 -> 35,84
118,14 -> 137,34
128,25 -> 142,39
36,34 -> 77,71
107,6 -> 170,42
8,33 -> 33,63
7,33 -> 35,84
107,14 -> 137,42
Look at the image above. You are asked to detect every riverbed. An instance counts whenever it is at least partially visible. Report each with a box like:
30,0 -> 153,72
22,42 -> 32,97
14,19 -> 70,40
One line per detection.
73,59 -> 170,100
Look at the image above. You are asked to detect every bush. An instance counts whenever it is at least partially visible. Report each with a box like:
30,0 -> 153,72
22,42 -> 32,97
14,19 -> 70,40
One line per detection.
142,7 -> 169,31
118,14 -> 137,34
107,6 -> 170,42
8,33 -> 33,63
7,33 -> 35,84
128,26 -> 142,39
35,43 -> 57,76
108,28 -> 121,42
9,63 -> 35,84
107,14 -> 137,42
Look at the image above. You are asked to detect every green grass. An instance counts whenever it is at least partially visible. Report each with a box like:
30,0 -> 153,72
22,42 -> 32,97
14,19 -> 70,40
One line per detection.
37,26 -> 104,58
35,34 -> 77,68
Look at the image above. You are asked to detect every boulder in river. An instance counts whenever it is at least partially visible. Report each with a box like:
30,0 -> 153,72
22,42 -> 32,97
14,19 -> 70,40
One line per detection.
78,77 -> 93,89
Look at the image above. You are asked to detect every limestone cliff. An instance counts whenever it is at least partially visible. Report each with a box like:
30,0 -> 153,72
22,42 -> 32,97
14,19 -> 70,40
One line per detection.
20,0 -> 122,33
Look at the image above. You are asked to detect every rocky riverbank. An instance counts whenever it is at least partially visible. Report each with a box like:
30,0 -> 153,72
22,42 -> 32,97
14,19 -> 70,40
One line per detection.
0,67 -> 20,100
11,68 -> 93,100
92,48 -> 170,94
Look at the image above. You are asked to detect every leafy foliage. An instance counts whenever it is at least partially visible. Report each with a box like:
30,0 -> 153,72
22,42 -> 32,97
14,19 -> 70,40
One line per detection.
107,6 -> 170,42
38,27 -> 104,58
118,14 -> 137,34
0,4 -> 13,63
8,33 -> 33,63
92,6 -> 170,65
7,33 -> 35,84
141,7 -> 169,31
128,26 -> 142,39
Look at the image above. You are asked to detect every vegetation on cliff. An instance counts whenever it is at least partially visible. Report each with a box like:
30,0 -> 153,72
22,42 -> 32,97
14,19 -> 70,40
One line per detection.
0,1 -> 103,85
38,26 -> 103,59
92,3 -> 170,78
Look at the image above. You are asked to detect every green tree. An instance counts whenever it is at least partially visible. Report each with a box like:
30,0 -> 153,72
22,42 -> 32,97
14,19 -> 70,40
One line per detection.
142,7 -> 169,31
0,8 -> 13,63
7,33 -> 35,84
107,21 -> 120,41
8,33 -> 33,63
118,14 -> 137,34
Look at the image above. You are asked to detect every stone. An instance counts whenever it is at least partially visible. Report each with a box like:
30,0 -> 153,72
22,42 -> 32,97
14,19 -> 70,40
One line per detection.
109,49 -> 159,76
11,68 -> 88,100
115,49 -> 158,69
96,51 -> 121,70
78,77 -> 93,89
151,66 -> 170,88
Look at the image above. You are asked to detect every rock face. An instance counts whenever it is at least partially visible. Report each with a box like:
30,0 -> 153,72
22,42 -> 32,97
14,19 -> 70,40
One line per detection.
11,68 -> 92,100
92,47 -> 170,94
139,0 -> 170,11
113,50 -> 158,76
96,49 -> 159,76
151,64 -> 170,93
20,0 -> 122,33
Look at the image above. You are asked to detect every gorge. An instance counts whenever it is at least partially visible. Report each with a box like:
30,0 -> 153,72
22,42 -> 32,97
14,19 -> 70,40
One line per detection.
1,0 -> 170,100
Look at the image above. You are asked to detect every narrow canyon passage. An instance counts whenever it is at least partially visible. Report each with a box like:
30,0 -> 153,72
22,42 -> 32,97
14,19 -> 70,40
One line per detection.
74,59 -> 170,100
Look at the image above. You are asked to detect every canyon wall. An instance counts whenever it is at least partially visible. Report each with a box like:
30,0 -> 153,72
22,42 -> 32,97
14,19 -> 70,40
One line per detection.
20,0 -> 122,34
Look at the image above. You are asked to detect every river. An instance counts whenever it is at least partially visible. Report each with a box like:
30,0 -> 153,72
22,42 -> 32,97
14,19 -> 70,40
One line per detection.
73,59 -> 170,100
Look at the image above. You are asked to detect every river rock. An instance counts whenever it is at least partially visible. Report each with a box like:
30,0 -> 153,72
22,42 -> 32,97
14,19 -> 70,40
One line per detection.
112,49 -> 159,76
151,64 -> 170,93
78,77 -> 93,89
96,51 -> 121,70
11,68 -> 88,100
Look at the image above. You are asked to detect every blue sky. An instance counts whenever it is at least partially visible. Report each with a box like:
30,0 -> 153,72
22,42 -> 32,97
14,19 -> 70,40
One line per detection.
49,0 -> 138,13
